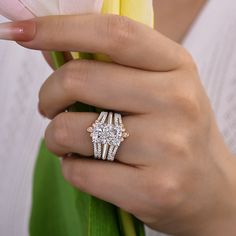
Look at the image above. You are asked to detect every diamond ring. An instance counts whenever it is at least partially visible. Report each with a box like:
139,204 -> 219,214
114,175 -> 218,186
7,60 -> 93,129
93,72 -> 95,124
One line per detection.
87,111 -> 129,161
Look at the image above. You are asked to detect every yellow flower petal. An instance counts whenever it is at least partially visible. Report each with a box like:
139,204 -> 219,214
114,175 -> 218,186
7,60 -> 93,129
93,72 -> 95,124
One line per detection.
84,0 -> 154,61
120,0 -> 153,27
102,0 -> 120,14
94,0 -> 121,61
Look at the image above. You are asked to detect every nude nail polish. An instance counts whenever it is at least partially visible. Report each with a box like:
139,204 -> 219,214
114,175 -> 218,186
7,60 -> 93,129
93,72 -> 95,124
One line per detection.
0,21 -> 36,41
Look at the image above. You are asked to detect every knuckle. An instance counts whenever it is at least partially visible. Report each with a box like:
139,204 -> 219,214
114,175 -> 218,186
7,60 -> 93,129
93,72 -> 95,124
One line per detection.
65,164 -> 87,191
163,133 -> 191,158
170,83 -> 202,121
149,174 -> 184,211
60,60 -> 91,96
60,61 -> 78,93
49,113 -> 70,148
185,55 -> 198,71
158,178 -> 183,210
38,86 -> 46,114
38,82 -> 44,102
179,48 -> 197,70
177,95 -> 200,118
104,15 -> 133,52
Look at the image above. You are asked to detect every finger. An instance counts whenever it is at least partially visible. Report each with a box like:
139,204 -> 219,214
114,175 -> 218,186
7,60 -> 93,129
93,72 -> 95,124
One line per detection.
45,112 -> 97,157
44,112 -> 147,166
17,14 -> 186,71
39,60 -> 159,119
61,156 -> 144,214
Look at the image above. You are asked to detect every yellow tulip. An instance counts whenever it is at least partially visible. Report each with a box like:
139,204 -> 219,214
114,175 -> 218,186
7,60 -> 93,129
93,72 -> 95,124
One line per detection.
102,0 -> 120,14
93,0 -> 153,61
102,0 -> 153,26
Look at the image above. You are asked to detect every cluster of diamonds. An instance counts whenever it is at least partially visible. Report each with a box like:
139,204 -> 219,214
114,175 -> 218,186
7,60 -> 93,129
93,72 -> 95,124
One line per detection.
87,112 -> 129,161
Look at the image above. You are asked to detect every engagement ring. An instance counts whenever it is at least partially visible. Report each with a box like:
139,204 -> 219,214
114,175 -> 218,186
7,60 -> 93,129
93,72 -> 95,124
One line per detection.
87,111 -> 129,161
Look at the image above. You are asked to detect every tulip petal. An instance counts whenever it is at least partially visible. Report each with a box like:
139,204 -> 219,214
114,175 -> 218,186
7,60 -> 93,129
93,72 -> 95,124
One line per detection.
120,0 -> 153,27
0,0 -> 34,21
20,0 -> 60,16
102,0 -> 120,14
59,0 -> 103,14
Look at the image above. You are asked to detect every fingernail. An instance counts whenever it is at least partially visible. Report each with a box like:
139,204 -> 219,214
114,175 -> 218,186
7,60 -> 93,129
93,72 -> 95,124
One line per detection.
0,21 -> 36,41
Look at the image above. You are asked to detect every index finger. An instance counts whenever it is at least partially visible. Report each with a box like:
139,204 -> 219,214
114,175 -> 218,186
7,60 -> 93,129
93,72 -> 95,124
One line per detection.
17,14 -> 187,71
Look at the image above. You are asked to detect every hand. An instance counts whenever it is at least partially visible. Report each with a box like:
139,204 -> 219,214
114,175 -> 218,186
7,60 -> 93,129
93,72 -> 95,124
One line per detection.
7,15 -> 236,235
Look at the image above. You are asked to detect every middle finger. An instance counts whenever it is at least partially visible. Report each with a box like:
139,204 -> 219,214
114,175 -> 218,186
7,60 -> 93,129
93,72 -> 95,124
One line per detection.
39,59 -> 158,119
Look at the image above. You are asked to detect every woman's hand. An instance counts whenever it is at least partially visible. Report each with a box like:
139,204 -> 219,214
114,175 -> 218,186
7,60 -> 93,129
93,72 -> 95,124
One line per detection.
7,15 -> 236,235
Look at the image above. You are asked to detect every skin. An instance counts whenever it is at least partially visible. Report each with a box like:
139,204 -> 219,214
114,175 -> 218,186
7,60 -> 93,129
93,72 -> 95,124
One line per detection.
1,2 -> 236,235
153,0 -> 207,42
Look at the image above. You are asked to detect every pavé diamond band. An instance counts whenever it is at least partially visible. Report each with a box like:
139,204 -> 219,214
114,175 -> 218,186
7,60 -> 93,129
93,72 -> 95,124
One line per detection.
87,111 -> 129,161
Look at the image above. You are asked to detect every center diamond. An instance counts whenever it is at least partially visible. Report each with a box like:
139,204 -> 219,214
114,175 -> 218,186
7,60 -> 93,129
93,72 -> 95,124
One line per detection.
92,122 -> 123,146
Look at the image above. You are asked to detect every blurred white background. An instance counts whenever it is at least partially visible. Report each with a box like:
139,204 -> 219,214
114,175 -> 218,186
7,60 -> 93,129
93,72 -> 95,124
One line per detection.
0,15 -> 50,236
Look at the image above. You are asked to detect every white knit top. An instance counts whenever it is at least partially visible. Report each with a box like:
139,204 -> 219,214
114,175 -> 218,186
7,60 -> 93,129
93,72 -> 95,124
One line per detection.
0,0 -> 235,235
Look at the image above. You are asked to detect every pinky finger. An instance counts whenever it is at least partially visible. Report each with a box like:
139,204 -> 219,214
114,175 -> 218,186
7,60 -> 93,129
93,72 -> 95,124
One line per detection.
61,156 -> 142,214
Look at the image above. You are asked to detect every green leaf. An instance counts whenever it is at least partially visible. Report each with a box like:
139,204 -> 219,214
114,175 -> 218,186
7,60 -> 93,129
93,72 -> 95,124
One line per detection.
30,141 -> 122,236
29,52 -> 145,236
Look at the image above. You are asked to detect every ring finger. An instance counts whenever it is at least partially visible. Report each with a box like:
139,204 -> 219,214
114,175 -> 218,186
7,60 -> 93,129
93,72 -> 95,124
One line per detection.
45,111 -> 147,165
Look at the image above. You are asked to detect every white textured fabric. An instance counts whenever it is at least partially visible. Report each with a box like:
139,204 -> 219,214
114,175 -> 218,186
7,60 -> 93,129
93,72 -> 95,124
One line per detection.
0,0 -> 236,236
184,0 -> 236,154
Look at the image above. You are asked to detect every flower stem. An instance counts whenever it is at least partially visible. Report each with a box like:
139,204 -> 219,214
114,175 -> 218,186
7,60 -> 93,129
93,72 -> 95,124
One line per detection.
118,209 -> 137,236
50,51 -> 65,69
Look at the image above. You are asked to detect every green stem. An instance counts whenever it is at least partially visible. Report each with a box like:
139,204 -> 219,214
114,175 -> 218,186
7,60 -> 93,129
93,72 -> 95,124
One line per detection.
50,51 -> 66,69
118,209 -> 137,236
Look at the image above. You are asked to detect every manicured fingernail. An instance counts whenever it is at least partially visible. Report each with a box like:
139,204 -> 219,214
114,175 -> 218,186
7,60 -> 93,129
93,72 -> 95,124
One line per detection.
0,21 -> 36,41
